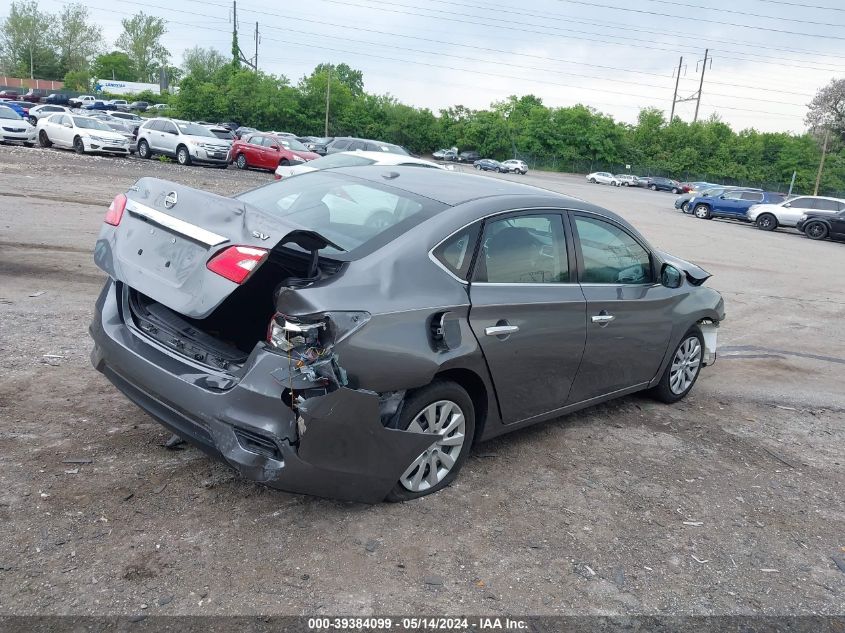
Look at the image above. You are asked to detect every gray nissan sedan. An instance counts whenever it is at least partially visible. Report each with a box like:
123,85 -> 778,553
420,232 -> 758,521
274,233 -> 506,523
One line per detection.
90,168 -> 725,502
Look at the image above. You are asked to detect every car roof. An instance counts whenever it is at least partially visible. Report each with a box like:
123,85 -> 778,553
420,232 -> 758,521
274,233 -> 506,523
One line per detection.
332,165 -> 584,206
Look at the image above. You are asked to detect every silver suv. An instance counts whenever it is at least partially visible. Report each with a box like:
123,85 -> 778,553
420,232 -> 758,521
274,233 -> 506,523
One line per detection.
136,118 -> 231,166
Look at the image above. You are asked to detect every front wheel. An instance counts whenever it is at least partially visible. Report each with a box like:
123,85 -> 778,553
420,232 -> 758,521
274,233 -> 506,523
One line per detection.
756,213 -> 778,231
235,153 -> 247,169
589,178 -> 596,183
496,167 -> 501,172
474,164 -> 481,170
385,381 -> 475,502
622,181 -> 628,187
650,328 -> 704,403
73,136 -> 85,154
681,201 -> 690,213
671,187 -> 680,194
38,130 -> 52,148
804,221 -> 829,240
693,204 -> 711,219
28,116 -> 37,126
649,184 -> 657,191
176,145 -> 191,166
137,139 -> 151,159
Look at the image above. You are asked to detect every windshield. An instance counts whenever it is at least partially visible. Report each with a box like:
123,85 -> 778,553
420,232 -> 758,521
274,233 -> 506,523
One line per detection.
73,117 -> 112,131
0,106 -> 21,120
278,137 -> 308,151
176,122 -> 215,137
236,172 -> 445,255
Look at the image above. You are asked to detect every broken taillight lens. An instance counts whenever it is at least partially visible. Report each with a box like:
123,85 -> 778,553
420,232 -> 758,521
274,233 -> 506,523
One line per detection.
206,245 -> 268,284
266,312 -> 370,350
104,193 -> 127,226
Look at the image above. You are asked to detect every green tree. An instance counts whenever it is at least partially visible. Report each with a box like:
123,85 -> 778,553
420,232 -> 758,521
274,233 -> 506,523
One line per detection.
115,12 -> 169,82
53,3 -> 101,75
181,46 -> 227,82
63,68 -> 89,90
0,1 -> 59,79
91,51 -> 135,81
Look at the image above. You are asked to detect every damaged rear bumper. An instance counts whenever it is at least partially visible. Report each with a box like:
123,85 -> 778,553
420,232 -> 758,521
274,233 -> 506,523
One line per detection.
88,280 -> 437,503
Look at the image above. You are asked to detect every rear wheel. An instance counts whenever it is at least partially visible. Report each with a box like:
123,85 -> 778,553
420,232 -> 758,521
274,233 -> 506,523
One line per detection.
671,187 -> 680,194
235,153 -> 247,169
474,164 -> 481,170
651,328 -> 704,404
38,130 -> 52,148
589,177 -> 596,183
385,381 -> 475,501
622,181 -> 629,186
176,145 -> 191,166
137,139 -> 151,159
280,159 -> 290,167
693,204 -> 711,219
649,184 -> 657,191
756,213 -> 778,231
73,136 -> 85,154
804,221 -> 829,240
495,167 -> 501,172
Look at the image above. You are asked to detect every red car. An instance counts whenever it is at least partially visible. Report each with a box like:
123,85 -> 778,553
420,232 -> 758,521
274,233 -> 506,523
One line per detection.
0,90 -> 21,100
230,133 -> 319,172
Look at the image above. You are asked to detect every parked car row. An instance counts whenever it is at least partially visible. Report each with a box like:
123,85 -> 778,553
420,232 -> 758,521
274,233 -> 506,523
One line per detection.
673,185 -> 845,244
471,158 -> 529,175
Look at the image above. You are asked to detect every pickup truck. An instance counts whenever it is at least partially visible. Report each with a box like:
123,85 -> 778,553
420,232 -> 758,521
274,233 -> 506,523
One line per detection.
69,95 -> 97,108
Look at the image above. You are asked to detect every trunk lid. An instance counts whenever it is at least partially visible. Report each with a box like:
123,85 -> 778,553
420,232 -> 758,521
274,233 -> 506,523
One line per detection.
93,177 -> 328,319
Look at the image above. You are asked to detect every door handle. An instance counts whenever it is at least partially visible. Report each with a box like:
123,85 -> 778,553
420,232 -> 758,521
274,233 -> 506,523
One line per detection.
591,314 -> 615,324
485,325 -> 519,336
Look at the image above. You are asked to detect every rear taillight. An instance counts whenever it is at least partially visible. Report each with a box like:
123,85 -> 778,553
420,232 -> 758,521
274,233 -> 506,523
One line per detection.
104,193 -> 127,226
274,173 -> 282,180
206,245 -> 268,284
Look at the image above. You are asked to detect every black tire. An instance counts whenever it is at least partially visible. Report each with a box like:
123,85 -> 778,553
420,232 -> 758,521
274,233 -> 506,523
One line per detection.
589,178 -> 596,183
73,136 -> 84,154
474,164 -> 480,170
496,167 -> 501,172
622,181 -> 629,187
804,221 -> 829,241
280,158 -> 290,167
650,327 -> 705,404
756,213 -> 778,231
38,130 -> 52,148
681,201 -> 690,212
671,187 -> 680,194
137,139 -> 151,159
235,153 -> 247,169
28,116 -> 37,126
649,184 -> 657,191
385,380 -> 475,502
176,145 -> 191,166
693,204 -> 712,219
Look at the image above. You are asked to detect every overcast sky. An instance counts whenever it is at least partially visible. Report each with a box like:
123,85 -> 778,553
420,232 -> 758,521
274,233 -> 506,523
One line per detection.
35,0 -> 845,132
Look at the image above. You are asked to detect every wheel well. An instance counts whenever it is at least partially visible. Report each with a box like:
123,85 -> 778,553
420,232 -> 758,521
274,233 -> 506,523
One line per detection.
432,368 -> 489,445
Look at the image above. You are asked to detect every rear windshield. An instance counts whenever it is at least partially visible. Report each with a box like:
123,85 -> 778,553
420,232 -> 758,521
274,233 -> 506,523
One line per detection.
210,129 -> 234,140
236,172 -> 446,256
304,153 -> 377,169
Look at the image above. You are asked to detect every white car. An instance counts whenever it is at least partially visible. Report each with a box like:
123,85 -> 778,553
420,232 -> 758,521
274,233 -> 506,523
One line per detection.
746,195 -> 845,231
0,104 -> 36,146
36,113 -> 131,155
70,95 -> 96,108
586,171 -> 618,186
615,174 -> 640,187
275,150 -> 451,180
148,103 -> 169,112
500,159 -> 528,175
136,118 -> 231,166
27,104 -> 70,125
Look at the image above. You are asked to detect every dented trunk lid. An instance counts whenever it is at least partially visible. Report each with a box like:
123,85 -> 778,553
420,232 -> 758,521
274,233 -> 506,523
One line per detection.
93,177 -> 330,319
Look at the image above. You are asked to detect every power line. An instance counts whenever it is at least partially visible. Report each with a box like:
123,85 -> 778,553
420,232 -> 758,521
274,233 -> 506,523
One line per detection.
551,0 -> 845,40
611,0 -> 845,27
208,0 -> 826,96
751,0 -> 845,11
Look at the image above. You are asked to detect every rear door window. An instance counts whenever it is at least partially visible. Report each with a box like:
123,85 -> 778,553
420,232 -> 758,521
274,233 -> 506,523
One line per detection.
432,224 -> 481,280
741,192 -> 764,201
332,139 -> 350,150
814,198 -> 840,212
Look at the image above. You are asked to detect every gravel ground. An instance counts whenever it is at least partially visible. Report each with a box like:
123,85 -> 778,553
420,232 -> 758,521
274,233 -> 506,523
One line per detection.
0,144 -> 843,616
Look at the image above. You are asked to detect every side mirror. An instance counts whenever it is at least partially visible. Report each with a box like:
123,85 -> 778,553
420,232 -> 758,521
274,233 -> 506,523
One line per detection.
271,145 -> 280,151
661,264 -> 683,289
719,195 -> 727,199
783,202 -> 791,208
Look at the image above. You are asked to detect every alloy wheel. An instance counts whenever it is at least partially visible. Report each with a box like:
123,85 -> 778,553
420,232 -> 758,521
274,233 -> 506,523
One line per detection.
236,154 -> 247,169
399,400 -> 466,493
805,222 -> 828,240
669,336 -> 702,395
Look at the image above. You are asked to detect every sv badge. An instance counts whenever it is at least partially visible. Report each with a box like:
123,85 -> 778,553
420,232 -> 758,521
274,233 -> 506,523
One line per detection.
252,230 -> 270,240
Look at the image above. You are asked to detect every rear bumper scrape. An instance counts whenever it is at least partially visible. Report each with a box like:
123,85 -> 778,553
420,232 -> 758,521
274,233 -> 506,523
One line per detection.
90,281 -> 437,503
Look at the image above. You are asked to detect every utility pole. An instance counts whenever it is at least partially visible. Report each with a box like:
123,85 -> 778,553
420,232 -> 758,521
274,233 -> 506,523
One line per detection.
693,48 -> 710,123
788,170 -> 796,197
324,65 -> 331,137
254,22 -> 259,72
813,128 -> 830,196
670,56 -> 683,122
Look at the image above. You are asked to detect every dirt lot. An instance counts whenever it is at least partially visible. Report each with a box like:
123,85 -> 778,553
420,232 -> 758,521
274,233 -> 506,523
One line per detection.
0,145 -> 843,616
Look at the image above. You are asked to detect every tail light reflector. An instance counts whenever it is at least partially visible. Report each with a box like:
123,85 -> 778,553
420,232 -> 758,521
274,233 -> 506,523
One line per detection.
104,193 -> 127,226
206,245 -> 268,284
